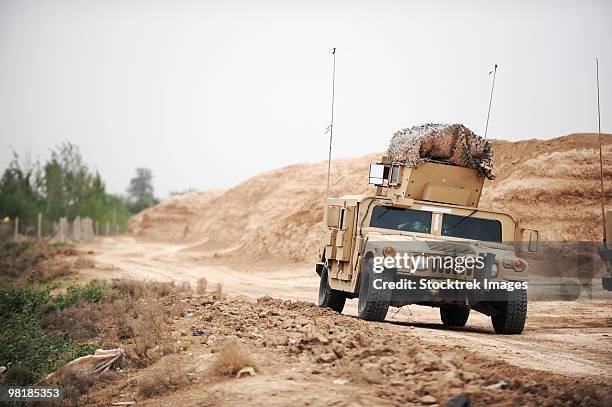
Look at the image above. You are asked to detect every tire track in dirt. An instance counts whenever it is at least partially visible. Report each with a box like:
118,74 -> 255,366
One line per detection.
79,237 -> 612,381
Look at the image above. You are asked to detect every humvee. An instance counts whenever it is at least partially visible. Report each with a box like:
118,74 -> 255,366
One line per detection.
315,157 -> 540,334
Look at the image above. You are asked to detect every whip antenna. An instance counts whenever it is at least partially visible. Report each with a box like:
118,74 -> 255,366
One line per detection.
596,57 -> 606,241
484,64 -> 498,139
326,48 -> 336,199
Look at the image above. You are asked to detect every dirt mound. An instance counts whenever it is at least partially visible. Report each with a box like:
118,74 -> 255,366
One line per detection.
481,134 -> 612,241
128,190 -> 224,241
129,154 -> 379,260
129,133 -> 611,262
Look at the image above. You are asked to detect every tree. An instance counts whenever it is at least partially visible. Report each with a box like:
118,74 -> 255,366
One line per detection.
42,142 -> 97,220
0,152 -> 44,219
0,141 -> 135,231
127,168 -> 154,201
127,168 -> 158,213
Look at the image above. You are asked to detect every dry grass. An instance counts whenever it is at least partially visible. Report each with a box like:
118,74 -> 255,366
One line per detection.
56,369 -> 95,403
207,340 -> 255,377
127,299 -> 176,364
40,305 -> 102,341
109,278 -> 191,299
137,355 -> 196,398
0,241 -> 80,283
39,278 -> 186,367
74,255 -> 95,269
31,259 -> 74,282
195,277 -> 208,295
212,282 -> 225,300
56,369 -> 118,405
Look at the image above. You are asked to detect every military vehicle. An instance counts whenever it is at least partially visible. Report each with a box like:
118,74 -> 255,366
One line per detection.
315,157 -> 540,334
600,210 -> 612,291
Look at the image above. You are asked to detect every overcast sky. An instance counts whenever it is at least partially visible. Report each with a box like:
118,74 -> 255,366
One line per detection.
1,0 -> 611,197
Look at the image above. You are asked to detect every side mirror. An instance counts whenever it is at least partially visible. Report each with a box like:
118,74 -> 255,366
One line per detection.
389,165 -> 401,185
369,164 -> 388,186
519,228 -> 540,254
326,206 -> 341,228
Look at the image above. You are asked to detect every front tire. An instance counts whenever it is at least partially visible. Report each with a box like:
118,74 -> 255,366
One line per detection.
440,306 -> 470,327
491,289 -> 527,334
357,258 -> 391,321
317,266 -> 346,313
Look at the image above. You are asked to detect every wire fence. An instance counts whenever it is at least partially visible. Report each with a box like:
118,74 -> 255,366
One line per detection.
0,214 -> 121,243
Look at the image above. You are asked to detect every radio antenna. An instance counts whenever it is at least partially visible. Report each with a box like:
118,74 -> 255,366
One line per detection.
484,64 -> 498,139
596,57 -> 606,241
326,48 -> 336,199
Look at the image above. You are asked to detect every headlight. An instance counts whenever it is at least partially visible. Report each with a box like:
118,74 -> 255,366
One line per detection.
383,246 -> 396,257
513,259 -> 526,272
502,259 -> 526,272
491,263 -> 499,277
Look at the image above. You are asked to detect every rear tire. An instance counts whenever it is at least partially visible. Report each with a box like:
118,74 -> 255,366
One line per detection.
491,288 -> 527,334
440,306 -> 470,327
317,266 -> 346,313
357,258 -> 391,322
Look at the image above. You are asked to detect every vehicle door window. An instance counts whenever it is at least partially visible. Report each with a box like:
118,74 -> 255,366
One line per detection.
369,206 -> 432,234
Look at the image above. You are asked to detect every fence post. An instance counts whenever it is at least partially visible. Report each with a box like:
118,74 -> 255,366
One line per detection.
59,217 -> 68,243
14,217 -> 19,240
37,213 -> 42,241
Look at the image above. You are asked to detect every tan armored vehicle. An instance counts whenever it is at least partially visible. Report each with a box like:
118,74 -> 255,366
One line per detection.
316,156 -> 540,334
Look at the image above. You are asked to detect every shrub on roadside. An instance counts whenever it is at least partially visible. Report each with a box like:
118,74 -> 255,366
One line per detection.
207,340 -> 255,377
137,355 -> 196,397
195,277 -> 208,295
0,240 -> 78,282
53,280 -> 114,310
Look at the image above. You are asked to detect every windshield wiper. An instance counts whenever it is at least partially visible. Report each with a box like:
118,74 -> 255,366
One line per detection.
450,209 -> 478,230
376,206 -> 392,220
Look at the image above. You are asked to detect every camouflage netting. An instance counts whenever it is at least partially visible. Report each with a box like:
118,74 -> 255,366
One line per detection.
387,123 -> 495,179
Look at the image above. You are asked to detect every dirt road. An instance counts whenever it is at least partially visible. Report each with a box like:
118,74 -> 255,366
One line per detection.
80,237 -> 612,382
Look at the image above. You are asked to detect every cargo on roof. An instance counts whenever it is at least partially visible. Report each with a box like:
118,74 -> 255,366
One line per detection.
386,123 -> 495,180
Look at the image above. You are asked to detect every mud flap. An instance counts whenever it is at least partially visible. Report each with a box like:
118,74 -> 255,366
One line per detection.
603,275 -> 612,291
315,262 -> 325,277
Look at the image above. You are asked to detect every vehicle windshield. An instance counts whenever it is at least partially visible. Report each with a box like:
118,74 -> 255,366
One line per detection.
441,214 -> 502,242
369,206 -> 432,234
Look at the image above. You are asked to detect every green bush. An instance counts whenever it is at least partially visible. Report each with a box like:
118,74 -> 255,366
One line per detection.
0,284 -> 51,315
0,312 -> 96,383
53,281 -> 111,310
0,240 -> 35,257
0,282 -> 108,384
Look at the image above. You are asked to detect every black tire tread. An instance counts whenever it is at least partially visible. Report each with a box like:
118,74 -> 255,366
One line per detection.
326,288 -> 346,313
440,307 -> 470,327
357,259 -> 390,322
492,289 -> 527,334
317,267 -> 346,313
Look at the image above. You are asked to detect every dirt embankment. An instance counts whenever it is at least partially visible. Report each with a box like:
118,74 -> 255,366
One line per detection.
84,291 -> 612,406
128,133 -> 612,261
481,135 -> 612,241
128,190 -> 224,241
